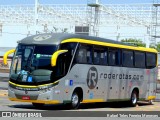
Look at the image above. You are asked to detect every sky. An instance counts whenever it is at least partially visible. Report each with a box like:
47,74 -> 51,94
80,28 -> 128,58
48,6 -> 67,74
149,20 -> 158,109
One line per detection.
0,0 -> 156,47
0,0 -> 155,5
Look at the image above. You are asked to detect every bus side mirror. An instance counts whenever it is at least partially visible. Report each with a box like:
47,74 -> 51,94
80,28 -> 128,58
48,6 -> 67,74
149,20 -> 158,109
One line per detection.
51,50 -> 68,67
3,49 -> 15,65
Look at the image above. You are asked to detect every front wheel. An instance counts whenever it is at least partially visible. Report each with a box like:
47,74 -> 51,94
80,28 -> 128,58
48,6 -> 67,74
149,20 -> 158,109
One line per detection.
70,92 -> 80,109
129,91 -> 138,107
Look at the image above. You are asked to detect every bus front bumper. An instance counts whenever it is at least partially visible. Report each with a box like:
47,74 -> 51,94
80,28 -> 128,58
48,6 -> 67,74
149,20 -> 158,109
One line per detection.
8,86 -> 62,104
9,97 -> 60,104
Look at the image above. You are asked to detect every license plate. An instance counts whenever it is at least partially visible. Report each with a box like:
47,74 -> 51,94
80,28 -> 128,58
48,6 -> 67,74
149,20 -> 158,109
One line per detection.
22,96 -> 30,100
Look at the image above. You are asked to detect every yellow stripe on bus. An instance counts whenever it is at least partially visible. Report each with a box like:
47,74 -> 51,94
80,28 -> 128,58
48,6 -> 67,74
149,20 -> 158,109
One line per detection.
147,96 -> 156,100
61,38 -> 157,53
9,97 -> 60,104
82,99 -> 104,103
9,80 -> 60,88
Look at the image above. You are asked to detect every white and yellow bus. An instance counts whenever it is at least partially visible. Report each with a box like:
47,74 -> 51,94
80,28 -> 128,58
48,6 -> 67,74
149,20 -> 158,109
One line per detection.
4,33 -> 158,109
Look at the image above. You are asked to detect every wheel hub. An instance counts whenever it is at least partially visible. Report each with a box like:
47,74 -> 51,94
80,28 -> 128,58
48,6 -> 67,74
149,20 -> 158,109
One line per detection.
72,94 -> 79,106
132,93 -> 137,104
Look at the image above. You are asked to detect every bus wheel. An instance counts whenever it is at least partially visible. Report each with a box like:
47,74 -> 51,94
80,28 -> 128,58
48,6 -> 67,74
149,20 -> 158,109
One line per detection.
129,91 -> 138,107
71,92 -> 80,109
32,103 -> 44,108
149,100 -> 153,105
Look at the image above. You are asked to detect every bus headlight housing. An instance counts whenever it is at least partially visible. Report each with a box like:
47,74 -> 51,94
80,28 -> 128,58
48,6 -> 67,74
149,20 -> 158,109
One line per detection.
39,87 -> 51,93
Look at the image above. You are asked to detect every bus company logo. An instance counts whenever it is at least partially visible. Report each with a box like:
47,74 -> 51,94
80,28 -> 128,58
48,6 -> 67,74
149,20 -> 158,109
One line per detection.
33,35 -> 52,41
87,67 -> 98,89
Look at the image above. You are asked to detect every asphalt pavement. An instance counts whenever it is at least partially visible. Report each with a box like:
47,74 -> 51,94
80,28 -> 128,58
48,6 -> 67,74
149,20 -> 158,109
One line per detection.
0,72 -> 8,90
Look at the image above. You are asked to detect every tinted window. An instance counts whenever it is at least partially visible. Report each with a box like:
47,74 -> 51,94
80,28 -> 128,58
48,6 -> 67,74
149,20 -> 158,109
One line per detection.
93,46 -> 107,65
135,51 -> 145,68
58,43 -> 78,76
60,43 -> 77,56
122,50 -> 133,67
32,46 -> 57,70
108,48 -> 121,66
76,44 -> 92,64
146,53 -> 156,68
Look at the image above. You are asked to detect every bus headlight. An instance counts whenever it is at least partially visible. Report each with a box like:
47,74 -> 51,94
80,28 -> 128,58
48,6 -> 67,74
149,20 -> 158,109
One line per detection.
39,85 -> 57,93
52,85 -> 58,89
39,87 -> 51,93
39,88 -> 47,93
48,88 -> 52,91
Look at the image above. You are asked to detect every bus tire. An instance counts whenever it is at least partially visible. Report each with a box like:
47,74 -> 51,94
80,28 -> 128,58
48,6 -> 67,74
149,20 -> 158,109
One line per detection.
70,92 -> 80,109
149,100 -> 153,105
32,103 -> 44,108
129,91 -> 138,107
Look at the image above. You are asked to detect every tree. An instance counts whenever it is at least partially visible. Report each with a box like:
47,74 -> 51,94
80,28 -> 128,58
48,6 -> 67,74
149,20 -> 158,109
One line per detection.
150,42 -> 160,52
156,43 -> 160,52
121,38 -> 146,47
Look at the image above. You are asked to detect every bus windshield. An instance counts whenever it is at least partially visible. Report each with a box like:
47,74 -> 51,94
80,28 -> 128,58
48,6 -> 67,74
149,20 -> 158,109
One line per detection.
11,45 -> 57,73
10,44 -> 58,84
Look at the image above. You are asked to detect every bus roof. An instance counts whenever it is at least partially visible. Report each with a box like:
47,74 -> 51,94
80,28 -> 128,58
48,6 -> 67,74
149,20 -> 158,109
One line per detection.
18,33 -> 157,53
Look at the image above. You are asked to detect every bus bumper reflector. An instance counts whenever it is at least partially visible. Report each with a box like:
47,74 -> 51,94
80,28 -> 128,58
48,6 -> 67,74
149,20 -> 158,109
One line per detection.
9,97 -> 60,104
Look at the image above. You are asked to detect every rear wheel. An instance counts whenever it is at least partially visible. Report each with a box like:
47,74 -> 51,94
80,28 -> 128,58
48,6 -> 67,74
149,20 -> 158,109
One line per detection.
129,91 -> 138,107
32,103 -> 45,108
149,100 -> 153,105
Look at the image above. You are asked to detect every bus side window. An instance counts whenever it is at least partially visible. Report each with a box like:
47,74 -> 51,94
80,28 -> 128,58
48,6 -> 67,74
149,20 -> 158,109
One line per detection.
108,48 -> 121,66
134,51 -> 145,68
77,48 -> 87,63
93,46 -> 107,65
76,44 -> 92,64
122,50 -> 134,67
146,53 -> 156,69
55,54 -> 66,77
55,43 -> 77,77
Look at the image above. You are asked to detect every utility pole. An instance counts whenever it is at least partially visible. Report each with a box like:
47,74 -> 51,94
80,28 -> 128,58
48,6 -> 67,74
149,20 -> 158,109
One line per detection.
35,0 -> 39,34
0,24 -> 2,36
151,0 -> 160,46
87,0 -> 101,37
